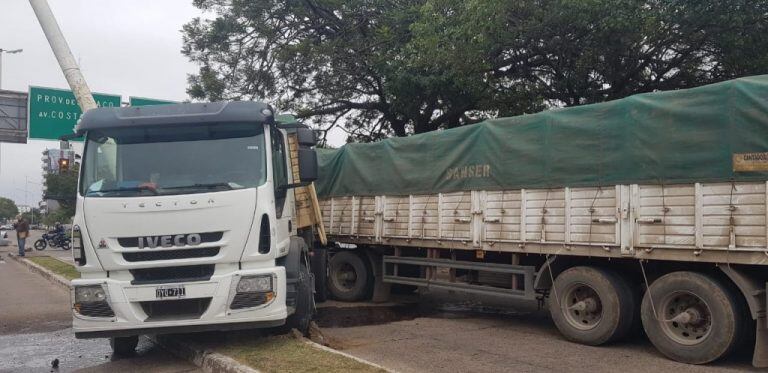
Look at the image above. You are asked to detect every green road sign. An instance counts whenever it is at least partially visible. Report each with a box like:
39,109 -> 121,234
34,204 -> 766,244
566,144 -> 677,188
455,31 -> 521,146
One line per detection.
28,86 -> 121,141
129,96 -> 177,106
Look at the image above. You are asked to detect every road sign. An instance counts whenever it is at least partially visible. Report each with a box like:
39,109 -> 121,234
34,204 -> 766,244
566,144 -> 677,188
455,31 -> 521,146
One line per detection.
129,96 -> 177,106
0,89 -> 28,143
28,86 -> 121,141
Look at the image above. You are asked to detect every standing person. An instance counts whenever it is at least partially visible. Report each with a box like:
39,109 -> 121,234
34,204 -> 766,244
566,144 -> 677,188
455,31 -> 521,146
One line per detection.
13,216 -> 29,257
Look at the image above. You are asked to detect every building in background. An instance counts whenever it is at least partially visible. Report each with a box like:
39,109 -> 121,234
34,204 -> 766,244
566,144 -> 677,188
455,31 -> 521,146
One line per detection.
41,147 -> 74,215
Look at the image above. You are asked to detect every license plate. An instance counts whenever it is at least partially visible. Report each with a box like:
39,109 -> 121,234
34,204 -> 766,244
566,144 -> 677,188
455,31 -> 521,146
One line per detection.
155,285 -> 186,299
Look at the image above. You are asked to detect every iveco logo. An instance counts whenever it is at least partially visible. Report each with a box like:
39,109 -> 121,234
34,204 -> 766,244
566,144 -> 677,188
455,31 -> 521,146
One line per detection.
138,233 -> 202,249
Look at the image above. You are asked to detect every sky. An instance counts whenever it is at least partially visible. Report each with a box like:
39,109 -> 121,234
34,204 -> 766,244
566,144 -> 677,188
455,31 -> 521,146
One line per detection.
0,0 -> 345,207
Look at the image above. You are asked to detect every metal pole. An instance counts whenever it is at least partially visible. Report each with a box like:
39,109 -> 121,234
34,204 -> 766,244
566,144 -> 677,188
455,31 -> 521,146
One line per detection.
0,51 -> 3,89
28,0 -> 97,112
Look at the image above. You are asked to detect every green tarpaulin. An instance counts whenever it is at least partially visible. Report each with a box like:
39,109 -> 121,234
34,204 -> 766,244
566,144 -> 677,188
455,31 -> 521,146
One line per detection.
316,75 -> 768,198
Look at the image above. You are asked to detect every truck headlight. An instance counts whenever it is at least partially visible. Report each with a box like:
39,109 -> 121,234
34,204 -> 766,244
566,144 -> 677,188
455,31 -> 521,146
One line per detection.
73,284 -> 114,318
74,285 -> 106,303
236,275 -> 273,293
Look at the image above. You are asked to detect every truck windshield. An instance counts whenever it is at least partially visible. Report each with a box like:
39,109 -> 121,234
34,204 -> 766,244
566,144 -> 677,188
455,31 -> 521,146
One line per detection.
80,123 -> 266,197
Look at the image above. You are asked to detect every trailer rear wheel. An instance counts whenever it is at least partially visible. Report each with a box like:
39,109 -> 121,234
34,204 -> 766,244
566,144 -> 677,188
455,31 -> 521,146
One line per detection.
328,251 -> 369,301
110,335 -> 138,356
641,271 -> 742,364
550,266 -> 636,345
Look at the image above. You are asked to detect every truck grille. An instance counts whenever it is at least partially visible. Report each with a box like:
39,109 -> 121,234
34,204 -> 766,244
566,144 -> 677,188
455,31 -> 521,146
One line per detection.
122,247 -> 219,262
130,264 -> 215,285
230,292 -> 271,309
77,301 -> 115,318
117,232 -> 223,248
140,298 -> 211,321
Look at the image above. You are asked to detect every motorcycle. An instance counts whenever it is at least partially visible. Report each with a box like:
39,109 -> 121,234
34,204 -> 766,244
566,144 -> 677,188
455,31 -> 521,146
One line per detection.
34,231 -> 71,251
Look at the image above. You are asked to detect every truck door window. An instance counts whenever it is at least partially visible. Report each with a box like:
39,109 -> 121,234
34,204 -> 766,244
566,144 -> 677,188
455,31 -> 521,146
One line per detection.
271,126 -> 288,217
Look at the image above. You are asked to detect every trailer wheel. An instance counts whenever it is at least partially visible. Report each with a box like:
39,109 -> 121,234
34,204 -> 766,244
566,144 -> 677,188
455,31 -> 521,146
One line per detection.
110,335 -> 138,356
550,266 -> 636,345
328,251 -> 369,301
641,271 -> 742,364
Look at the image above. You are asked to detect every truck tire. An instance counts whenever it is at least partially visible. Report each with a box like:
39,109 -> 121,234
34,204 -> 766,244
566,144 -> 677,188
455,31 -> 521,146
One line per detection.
110,335 -> 138,356
550,266 -> 636,345
328,251 -> 369,301
285,260 -> 314,335
640,271 -> 743,364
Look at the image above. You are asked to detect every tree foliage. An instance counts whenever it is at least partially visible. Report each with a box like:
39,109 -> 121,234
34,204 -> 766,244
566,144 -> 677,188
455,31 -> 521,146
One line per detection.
0,197 -> 18,221
183,0 -> 768,142
22,208 -> 42,226
43,165 -> 79,221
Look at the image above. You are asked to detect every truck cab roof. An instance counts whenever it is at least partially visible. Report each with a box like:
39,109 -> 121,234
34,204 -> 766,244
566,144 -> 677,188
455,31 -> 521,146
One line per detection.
77,101 -> 275,133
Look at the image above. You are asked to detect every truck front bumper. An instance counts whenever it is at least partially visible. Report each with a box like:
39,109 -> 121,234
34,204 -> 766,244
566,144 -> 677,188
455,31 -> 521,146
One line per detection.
71,266 -> 288,338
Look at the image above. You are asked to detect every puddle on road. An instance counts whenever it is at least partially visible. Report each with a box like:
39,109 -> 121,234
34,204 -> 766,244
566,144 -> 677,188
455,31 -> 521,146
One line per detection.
316,305 -> 421,328
316,299 -> 536,329
0,329 -> 156,373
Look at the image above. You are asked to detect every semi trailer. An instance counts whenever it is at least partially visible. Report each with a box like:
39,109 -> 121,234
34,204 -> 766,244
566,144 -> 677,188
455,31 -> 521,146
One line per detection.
30,0 -> 767,365
315,75 -> 768,367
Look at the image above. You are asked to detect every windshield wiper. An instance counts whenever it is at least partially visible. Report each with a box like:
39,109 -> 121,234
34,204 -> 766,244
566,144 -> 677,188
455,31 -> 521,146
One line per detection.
161,182 -> 235,190
88,185 -> 159,195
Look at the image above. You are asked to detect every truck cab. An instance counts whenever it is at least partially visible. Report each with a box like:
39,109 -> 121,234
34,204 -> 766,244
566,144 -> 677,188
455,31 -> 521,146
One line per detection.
69,101 -> 318,354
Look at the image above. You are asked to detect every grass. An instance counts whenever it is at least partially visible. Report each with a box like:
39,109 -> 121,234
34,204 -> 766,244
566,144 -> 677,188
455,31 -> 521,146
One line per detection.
216,334 -> 385,373
27,256 -> 80,280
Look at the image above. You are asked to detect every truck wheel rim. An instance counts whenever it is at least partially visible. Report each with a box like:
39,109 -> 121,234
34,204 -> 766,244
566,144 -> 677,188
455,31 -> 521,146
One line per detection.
562,283 -> 603,330
659,291 -> 712,346
334,263 -> 358,290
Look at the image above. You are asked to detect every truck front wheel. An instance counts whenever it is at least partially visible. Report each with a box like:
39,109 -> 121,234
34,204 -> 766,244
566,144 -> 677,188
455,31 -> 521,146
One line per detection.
110,335 -> 138,356
550,266 -> 636,345
641,271 -> 743,364
328,251 -> 370,301
285,259 -> 314,335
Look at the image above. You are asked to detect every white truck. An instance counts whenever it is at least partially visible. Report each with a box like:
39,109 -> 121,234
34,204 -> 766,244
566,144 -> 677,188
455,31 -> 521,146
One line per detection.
68,102 -> 324,354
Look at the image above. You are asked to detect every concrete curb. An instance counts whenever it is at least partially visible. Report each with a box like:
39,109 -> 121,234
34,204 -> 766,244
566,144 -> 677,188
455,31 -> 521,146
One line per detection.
7,253 -> 72,291
152,335 -> 261,373
300,336 -> 395,372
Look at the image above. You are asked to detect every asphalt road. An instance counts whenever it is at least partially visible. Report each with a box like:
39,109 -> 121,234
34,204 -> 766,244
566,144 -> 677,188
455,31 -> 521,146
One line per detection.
0,237 -> 200,373
318,291 -> 759,373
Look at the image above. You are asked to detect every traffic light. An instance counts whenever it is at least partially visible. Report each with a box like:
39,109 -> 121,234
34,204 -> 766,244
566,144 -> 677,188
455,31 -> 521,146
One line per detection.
58,157 -> 70,171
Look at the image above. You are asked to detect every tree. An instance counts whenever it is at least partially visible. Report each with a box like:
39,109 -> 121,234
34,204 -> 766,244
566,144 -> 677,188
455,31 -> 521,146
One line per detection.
183,0 -> 768,141
0,197 -> 18,222
21,208 -> 42,226
43,164 -> 79,222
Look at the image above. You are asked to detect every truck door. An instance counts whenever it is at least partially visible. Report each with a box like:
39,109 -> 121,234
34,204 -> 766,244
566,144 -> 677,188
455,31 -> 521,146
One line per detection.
270,126 -> 293,252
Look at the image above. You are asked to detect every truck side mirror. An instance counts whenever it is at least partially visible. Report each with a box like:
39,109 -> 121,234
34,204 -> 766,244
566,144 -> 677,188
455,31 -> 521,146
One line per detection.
296,127 -> 316,147
297,148 -> 318,182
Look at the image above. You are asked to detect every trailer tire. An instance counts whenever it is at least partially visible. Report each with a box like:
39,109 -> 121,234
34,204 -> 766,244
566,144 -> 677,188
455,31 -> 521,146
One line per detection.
550,266 -> 636,346
110,335 -> 138,356
328,251 -> 369,301
641,271 -> 742,364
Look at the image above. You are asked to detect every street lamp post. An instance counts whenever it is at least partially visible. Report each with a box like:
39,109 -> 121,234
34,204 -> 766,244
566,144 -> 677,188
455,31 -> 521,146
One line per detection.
0,48 -> 23,178
0,48 -> 23,89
